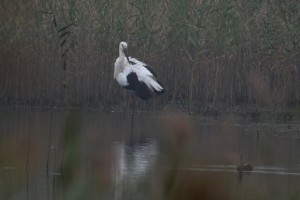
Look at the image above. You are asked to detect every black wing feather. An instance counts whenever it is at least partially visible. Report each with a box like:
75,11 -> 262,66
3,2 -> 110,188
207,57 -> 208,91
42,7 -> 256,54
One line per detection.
124,72 -> 152,100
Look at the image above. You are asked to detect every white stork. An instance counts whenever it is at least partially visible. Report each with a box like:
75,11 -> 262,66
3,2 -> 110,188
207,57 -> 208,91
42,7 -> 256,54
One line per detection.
114,41 -> 165,100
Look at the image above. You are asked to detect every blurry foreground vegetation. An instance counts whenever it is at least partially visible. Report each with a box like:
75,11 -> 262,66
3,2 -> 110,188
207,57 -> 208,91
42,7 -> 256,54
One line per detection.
0,0 -> 299,110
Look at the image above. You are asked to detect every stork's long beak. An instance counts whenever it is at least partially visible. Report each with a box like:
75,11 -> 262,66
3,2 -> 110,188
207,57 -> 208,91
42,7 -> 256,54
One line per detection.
124,48 -> 130,63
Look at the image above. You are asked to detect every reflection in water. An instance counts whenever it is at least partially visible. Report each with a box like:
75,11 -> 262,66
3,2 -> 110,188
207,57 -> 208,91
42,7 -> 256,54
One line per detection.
112,140 -> 158,200
0,109 -> 300,200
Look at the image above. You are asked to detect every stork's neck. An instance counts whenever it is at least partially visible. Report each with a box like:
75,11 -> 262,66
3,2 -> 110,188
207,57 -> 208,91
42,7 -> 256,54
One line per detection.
119,48 -> 130,66
119,49 -> 125,58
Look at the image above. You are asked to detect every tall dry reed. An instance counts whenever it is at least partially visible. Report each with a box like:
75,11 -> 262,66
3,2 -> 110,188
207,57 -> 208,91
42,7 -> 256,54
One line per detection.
0,0 -> 299,111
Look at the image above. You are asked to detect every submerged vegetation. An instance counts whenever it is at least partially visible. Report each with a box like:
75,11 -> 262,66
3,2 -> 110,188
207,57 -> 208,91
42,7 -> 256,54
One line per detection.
0,0 -> 299,110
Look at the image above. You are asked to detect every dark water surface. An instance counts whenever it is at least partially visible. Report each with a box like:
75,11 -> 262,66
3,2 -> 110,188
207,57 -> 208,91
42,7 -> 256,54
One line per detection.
0,108 -> 300,200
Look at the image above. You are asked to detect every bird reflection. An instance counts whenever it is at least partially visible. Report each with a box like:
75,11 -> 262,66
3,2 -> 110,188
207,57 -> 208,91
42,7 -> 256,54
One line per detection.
112,139 -> 158,200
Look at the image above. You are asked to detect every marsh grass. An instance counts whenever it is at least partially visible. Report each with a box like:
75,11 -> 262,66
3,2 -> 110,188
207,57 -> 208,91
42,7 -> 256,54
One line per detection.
0,0 -> 299,110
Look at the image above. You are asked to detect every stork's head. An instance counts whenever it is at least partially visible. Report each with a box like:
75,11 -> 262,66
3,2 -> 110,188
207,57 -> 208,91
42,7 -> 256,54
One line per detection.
119,41 -> 130,63
119,41 -> 128,51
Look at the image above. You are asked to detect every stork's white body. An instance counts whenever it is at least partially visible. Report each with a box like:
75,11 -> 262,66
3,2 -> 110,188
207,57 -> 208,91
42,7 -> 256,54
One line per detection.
114,42 -> 165,100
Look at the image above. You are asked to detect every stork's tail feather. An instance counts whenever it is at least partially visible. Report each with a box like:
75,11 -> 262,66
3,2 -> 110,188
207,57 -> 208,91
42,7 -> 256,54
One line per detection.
154,88 -> 165,95
151,79 -> 165,95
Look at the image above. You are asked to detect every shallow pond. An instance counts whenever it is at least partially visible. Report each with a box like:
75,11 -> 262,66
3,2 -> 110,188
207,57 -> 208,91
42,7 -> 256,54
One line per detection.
0,108 -> 300,200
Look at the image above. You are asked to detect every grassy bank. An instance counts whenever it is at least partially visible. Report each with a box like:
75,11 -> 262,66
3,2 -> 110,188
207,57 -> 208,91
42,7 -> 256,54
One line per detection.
0,0 -> 299,110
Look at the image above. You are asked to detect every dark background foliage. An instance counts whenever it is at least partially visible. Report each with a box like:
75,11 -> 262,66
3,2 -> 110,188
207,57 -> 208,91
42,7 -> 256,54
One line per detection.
0,0 -> 299,110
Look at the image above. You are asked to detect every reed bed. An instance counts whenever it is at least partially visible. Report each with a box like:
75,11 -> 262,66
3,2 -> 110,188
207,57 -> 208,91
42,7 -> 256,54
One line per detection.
0,0 -> 299,111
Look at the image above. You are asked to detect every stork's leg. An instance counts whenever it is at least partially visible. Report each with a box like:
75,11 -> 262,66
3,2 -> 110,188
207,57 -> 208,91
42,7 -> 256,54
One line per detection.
131,95 -> 136,118
123,106 -> 126,120
130,95 -> 135,140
